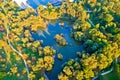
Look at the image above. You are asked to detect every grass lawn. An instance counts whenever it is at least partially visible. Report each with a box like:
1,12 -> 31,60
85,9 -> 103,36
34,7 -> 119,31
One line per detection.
100,71 -> 119,80
99,62 -> 120,80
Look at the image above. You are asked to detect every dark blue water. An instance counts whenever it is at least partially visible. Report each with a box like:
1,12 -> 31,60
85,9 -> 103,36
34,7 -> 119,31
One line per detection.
32,20 -> 82,80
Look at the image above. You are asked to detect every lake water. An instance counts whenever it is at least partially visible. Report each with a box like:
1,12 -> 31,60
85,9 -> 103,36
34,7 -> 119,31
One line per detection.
31,20 -> 82,80
27,0 -> 82,79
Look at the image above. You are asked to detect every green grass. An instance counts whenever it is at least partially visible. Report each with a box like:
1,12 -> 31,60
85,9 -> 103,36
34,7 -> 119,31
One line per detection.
99,63 -> 120,80
100,71 -> 119,80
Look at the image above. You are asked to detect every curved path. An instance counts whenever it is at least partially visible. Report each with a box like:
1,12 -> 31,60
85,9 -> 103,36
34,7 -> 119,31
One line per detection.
6,26 -> 30,80
92,67 -> 113,80
101,67 -> 113,76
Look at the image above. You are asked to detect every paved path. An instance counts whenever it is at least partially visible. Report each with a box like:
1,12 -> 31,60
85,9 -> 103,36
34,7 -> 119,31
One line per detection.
6,26 -> 30,80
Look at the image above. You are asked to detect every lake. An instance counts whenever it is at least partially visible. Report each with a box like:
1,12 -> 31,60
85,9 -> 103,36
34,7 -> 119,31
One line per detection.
31,20 -> 82,80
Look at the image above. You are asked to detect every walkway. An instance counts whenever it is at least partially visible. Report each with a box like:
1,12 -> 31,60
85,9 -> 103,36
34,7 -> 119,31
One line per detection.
6,26 -> 30,80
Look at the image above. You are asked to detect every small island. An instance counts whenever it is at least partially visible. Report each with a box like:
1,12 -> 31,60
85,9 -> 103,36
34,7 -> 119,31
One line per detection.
54,34 -> 68,46
57,53 -> 63,60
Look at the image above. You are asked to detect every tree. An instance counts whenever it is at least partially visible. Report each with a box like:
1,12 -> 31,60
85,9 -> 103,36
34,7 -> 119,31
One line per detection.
75,71 -> 84,80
